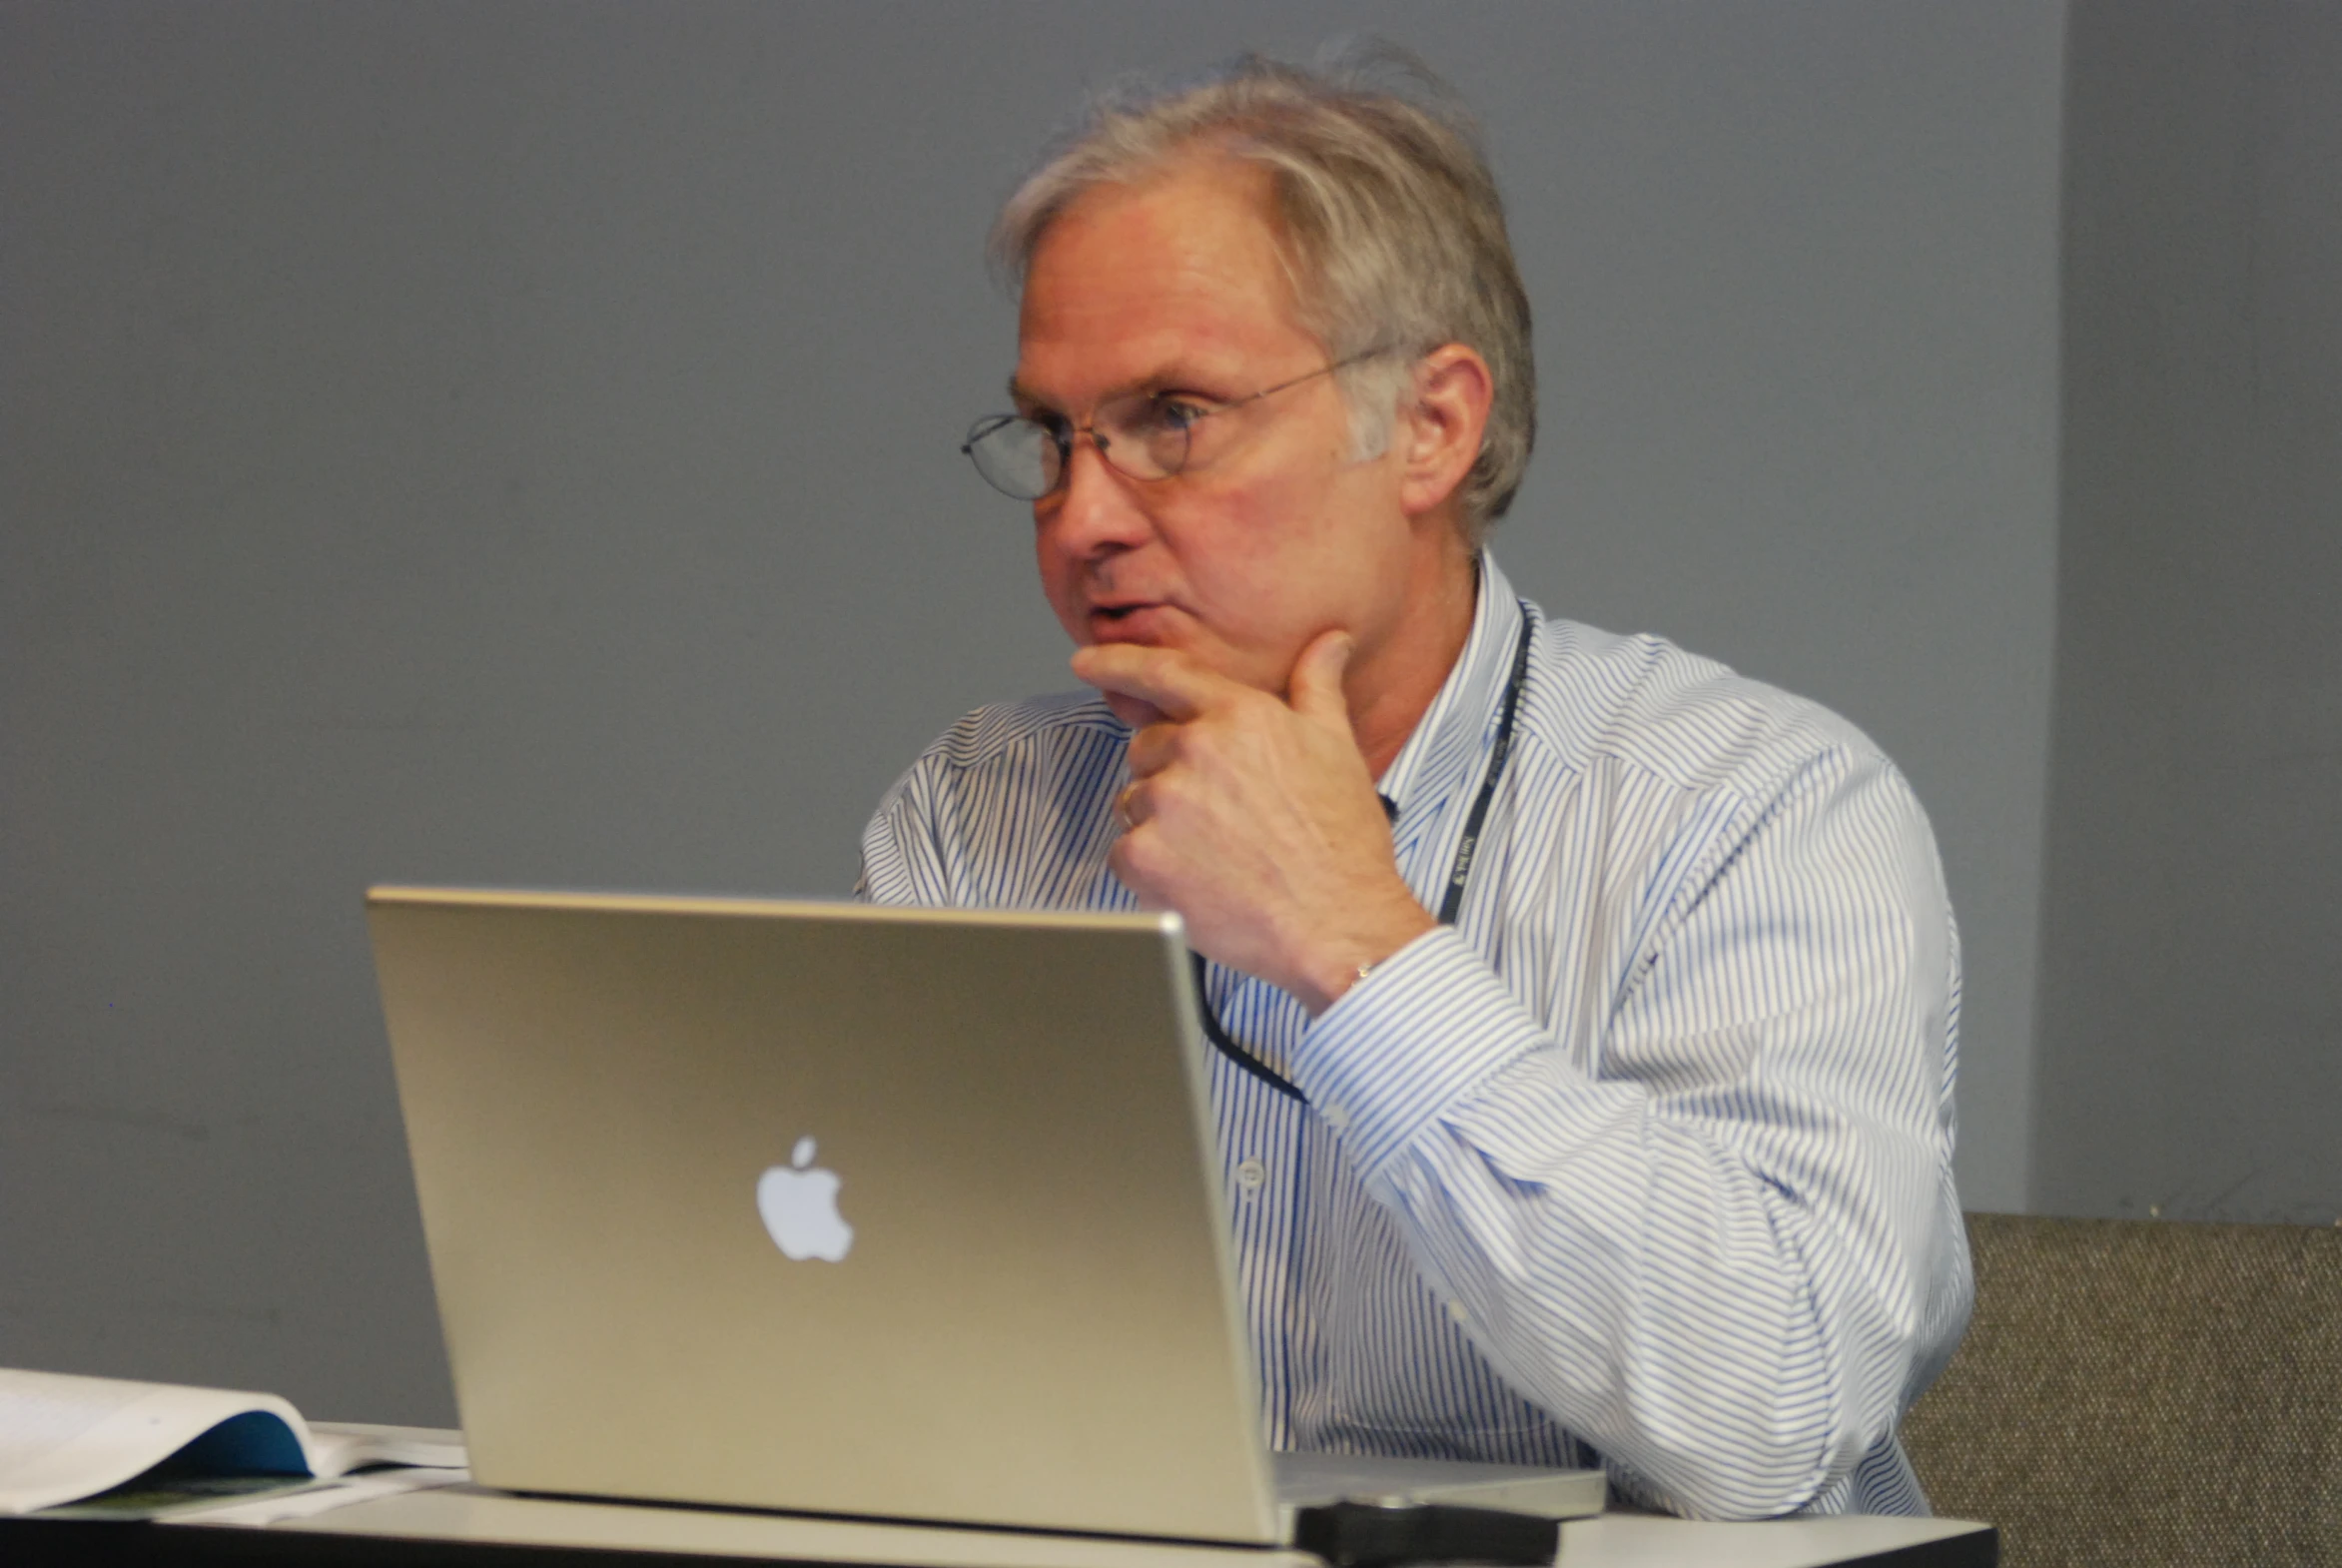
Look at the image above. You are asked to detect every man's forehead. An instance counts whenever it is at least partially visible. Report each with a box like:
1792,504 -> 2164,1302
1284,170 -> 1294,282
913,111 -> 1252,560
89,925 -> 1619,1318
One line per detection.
1010,161 -> 1317,404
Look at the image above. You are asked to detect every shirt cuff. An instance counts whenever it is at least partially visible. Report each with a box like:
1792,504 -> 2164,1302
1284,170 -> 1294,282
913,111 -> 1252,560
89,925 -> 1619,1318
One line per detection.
1285,926 -> 1549,1179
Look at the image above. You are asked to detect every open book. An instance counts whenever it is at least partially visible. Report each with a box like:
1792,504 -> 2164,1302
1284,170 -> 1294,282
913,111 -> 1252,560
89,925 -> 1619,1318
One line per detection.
0,1367 -> 466,1517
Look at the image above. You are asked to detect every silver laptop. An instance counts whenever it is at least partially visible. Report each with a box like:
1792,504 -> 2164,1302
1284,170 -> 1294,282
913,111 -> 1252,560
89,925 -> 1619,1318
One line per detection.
368,886 -> 1604,1544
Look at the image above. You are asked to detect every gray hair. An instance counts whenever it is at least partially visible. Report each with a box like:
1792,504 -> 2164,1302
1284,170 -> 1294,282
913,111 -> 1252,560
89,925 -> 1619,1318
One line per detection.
992,43 -> 1536,540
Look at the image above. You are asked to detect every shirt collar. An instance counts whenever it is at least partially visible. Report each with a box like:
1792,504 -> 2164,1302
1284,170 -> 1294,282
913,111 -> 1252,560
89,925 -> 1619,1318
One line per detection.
1374,550 -> 1524,826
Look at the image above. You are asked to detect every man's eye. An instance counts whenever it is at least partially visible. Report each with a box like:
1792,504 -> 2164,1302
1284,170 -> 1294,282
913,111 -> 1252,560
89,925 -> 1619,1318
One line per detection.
1137,395 -> 1210,433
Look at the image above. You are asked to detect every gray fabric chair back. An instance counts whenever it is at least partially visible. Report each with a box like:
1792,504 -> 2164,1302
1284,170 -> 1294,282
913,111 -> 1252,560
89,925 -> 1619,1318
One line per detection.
1901,1212 -> 2342,1566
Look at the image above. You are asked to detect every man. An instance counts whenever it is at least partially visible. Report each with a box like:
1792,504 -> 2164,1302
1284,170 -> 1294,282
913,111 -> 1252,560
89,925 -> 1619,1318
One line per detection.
861,51 -> 1969,1521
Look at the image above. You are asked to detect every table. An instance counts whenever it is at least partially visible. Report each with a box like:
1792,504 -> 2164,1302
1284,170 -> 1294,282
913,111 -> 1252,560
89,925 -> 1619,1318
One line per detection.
4,1485 -> 1994,1567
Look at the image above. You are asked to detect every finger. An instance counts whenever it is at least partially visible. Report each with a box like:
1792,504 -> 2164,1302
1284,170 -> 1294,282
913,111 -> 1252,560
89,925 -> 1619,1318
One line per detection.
1071,642 -> 1245,722
1099,690 -> 1167,731
1125,719 -> 1185,780
1105,833 -> 1169,910
1286,629 -> 1356,731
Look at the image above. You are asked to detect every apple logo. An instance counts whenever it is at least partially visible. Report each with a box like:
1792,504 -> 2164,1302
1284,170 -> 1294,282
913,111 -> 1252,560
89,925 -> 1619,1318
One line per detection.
757,1136 -> 854,1261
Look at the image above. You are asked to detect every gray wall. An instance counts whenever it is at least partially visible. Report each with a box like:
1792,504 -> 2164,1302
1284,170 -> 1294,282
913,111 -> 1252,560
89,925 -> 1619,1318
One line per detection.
2,2 -> 2064,1424
2033,0 -> 2342,1224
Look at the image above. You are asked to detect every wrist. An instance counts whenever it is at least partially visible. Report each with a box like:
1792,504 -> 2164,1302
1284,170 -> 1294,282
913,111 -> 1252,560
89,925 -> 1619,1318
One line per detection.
1293,898 -> 1437,1016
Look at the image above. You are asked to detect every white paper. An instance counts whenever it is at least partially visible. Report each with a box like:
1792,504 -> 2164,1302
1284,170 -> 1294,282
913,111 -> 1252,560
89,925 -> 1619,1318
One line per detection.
0,1368 -> 307,1516
307,1421 -> 466,1474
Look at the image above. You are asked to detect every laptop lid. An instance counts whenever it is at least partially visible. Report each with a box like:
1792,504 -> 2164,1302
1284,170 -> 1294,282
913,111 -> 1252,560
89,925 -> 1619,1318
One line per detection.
369,887 -> 1280,1543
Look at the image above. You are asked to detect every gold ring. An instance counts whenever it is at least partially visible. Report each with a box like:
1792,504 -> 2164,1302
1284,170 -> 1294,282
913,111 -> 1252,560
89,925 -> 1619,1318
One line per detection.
1116,784 -> 1141,830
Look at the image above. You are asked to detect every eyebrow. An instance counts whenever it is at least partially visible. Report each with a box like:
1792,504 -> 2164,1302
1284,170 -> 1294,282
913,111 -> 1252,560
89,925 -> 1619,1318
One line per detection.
1006,369 -> 1222,414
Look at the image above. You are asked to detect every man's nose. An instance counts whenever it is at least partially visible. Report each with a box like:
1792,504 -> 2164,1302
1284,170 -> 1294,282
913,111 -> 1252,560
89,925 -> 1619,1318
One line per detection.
1044,434 -> 1154,555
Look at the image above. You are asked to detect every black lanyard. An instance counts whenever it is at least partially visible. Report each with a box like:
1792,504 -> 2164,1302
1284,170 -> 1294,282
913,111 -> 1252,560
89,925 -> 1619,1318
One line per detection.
1193,602 -> 1535,1105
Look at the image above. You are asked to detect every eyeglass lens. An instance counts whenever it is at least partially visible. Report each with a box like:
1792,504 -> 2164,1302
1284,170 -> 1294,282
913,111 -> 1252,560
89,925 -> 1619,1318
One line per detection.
964,392 -> 1199,501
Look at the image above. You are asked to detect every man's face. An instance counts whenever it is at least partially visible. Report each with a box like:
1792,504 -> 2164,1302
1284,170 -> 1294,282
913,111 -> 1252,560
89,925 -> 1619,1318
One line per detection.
1014,161 -> 1425,715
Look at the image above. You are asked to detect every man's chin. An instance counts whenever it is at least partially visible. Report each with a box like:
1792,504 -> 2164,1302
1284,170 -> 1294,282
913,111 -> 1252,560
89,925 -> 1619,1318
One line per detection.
1102,691 -> 1166,730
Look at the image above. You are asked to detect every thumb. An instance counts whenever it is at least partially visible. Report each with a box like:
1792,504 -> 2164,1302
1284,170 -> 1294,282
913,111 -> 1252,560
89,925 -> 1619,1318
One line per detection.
1286,629 -> 1355,730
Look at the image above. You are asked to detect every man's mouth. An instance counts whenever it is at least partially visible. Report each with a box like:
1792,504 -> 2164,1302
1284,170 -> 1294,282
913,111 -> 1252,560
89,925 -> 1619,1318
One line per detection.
1089,601 -> 1169,639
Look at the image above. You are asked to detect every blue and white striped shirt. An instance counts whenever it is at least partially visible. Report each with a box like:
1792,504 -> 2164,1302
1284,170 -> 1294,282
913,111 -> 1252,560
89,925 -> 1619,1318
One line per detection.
859,554 -> 1970,1520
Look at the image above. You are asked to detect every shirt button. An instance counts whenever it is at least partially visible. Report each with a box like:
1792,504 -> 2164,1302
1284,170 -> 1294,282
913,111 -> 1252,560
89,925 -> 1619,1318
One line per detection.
1235,1158 -> 1266,1194
1448,1300 -> 1470,1326
1322,1103 -> 1350,1132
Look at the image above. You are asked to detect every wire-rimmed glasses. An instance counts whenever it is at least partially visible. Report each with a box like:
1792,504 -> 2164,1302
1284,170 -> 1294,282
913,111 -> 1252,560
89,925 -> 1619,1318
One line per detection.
961,349 -> 1395,501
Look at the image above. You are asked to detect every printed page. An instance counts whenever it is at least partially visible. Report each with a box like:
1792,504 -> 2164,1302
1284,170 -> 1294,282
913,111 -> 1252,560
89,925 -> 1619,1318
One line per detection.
164,1465 -> 471,1527
32,1473 -> 326,1522
0,1368 -> 304,1515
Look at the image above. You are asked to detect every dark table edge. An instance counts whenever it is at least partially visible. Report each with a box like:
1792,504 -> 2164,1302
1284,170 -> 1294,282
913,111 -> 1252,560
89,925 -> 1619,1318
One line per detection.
1834,1528 -> 1997,1568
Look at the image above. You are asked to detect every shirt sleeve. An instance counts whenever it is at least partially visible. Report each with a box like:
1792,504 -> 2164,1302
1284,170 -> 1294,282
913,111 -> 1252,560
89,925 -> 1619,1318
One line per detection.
1283,745 -> 1971,1520
857,754 -> 958,906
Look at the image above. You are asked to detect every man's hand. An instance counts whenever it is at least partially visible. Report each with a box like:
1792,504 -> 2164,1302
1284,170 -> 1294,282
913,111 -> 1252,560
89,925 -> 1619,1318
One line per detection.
1072,630 -> 1437,1014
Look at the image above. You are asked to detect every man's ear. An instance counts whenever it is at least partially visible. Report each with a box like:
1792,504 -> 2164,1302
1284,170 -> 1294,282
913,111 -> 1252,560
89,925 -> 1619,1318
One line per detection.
1393,345 -> 1494,520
